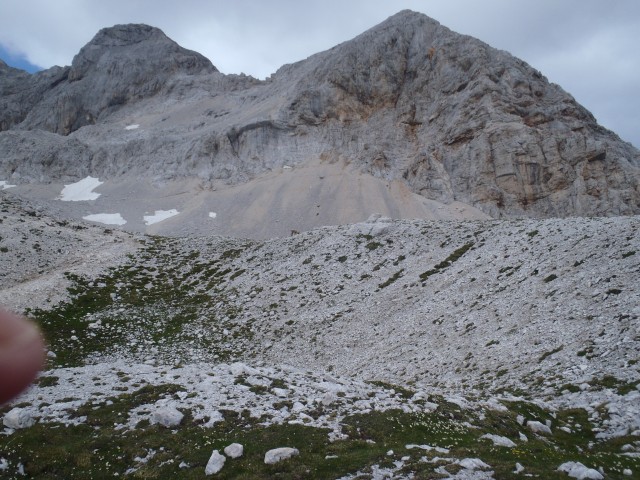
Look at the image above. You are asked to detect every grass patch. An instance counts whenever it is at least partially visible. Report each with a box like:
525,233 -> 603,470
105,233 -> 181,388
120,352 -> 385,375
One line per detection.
24,237 -> 248,368
378,269 -> 404,289
365,241 -> 383,251
2,388 -> 640,477
420,242 -> 474,281
539,345 -> 563,362
588,375 -> 639,395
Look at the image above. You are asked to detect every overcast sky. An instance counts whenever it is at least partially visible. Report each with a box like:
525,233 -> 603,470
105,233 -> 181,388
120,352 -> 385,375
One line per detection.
0,0 -> 638,147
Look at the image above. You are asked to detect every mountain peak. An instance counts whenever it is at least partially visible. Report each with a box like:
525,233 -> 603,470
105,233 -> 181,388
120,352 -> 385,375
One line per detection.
86,23 -> 168,48
69,23 -> 215,82
384,9 -> 439,24
1,13 -> 638,219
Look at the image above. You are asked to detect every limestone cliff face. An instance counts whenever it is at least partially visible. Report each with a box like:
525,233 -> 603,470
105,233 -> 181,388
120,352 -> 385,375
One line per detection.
1,11 -> 638,217
271,11 -> 639,216
0,24 -> 216,135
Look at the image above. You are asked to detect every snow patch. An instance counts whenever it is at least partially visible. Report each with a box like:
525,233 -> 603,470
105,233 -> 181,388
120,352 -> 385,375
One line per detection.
125,124 -> 140,130
143,209 -> 179,225
82,213 -> 126,226
0,181 -> 16,190
59,176 -> 103,201
209,212 -> 217,219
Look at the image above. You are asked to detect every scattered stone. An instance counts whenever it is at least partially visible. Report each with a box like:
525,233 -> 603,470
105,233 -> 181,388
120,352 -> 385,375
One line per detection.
321,392 -> 338,406
264,448 -> 299,465
292,401 -> 306,412
150,406 -> 183,428
224,443 -> 243,459
459,458 -> 491,470
3,408 -> 35,429
480,433 -> 516,447
527,420 -> 552,435
557,461 -> 603,479
272,387 -> 288,397
623,469 -> 633,476
205,450 -> 225,475
406,444 -> 450,454
515,462 -> 525,474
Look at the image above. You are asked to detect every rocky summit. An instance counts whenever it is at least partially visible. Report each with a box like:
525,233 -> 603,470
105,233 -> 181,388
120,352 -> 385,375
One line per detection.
1,10 -> 639,237
1,10 -> 639,479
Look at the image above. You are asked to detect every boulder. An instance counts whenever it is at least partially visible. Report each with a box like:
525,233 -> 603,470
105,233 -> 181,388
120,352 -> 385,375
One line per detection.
3,408 -> 35,429
459,458 -> 491,470
557,461 -> 604,479
205,450 -> 225,475
480,433 -> 516,447
527,420 -> 552,435
224,443 -> 243,459
150,406 -> 183,428
264,447 -> 299,464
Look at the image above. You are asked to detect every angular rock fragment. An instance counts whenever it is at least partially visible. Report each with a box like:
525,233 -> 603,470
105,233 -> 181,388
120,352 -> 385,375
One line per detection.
264,447 -> 299,464
150,406 -> 183,428
3,408 -> 35,429
224,443 -> 243,459
205,450 -> 225,475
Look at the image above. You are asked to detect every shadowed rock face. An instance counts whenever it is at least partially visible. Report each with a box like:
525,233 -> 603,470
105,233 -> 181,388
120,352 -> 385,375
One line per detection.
0,24 -> 216,135
1,10 -> 639,219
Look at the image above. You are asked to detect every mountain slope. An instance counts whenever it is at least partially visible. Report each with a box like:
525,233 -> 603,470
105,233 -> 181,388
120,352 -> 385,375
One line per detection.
1,198 -> 638,477
0,10 -> 639,230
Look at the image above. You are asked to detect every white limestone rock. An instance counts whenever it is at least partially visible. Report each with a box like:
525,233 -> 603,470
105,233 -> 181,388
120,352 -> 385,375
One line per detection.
459,458 -> 491,470
150,406 -> 183,428
224,443 -> 244,459
480,433 -> 516,447
527,420 -> 552,435
264,447 -> 299,464
3,408 -> 35,429
557,461 -> 604,479
205,450 -> 226,475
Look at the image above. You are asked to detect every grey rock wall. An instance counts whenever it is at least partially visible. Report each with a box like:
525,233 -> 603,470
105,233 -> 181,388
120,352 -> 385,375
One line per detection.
1,11 -> 638,218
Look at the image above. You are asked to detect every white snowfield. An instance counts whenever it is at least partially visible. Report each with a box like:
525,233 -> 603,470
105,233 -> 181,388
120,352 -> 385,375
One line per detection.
0,180 -> 16,190
143,209 -> 180,225
82,213 -> 127,226
59,176 -> 103,201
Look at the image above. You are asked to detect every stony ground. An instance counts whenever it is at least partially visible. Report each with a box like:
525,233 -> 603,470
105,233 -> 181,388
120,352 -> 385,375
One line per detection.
1,193 -> 639,478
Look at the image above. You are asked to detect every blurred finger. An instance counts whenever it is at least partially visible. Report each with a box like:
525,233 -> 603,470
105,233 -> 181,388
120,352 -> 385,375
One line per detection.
0,310 -> 45,404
